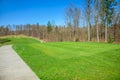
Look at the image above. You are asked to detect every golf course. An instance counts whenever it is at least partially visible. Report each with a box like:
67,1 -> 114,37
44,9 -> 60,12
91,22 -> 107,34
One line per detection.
0,36 -> 120,80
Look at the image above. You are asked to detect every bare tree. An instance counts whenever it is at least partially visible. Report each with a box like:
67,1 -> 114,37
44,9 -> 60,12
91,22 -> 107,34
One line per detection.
86,0 -> 91,41
73,7 -> 80,41
65,4 -> 80,41
65,4 -> 74,41
94,0 -> 100,42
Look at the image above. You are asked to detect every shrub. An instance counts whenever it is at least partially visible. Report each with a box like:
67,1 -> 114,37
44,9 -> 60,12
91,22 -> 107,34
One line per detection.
108,36 -> 114,43
75,38 -> 79,42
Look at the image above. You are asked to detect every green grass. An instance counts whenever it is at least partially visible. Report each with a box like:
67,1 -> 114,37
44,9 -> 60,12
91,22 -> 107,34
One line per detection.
0,38 -> 11,46
1,36 -> 120,80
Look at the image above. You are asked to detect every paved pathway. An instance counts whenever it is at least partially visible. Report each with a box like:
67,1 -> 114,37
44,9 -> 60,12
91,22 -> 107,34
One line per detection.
0,45 -> 40,80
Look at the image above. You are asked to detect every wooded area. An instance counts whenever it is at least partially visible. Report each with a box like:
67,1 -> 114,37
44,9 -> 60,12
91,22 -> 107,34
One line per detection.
0,0 -> 120,43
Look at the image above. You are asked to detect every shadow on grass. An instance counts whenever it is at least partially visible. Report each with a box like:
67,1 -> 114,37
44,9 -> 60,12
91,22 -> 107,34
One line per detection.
0,38 -> 11,44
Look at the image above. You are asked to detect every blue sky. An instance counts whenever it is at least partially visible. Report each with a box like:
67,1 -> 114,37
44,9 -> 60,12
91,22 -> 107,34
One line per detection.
0,0 -> 85,26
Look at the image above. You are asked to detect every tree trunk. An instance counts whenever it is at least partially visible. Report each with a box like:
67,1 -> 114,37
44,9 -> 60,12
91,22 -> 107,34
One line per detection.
105,23 -> 108,42
96,17 -> 99,42
88,23 -> 90,41
114,24 -> 116,41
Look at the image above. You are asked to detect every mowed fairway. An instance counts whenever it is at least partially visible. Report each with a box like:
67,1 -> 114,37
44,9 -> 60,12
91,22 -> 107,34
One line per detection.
1,37 -> 120,80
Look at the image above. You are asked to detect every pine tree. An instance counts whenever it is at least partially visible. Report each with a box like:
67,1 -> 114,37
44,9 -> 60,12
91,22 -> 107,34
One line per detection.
47,21 -> 52,33
100,0 -> 117,42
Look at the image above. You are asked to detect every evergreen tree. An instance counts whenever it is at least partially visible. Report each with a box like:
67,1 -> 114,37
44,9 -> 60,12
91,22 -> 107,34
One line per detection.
47,21 -> 52,33
100,0 -> 117,42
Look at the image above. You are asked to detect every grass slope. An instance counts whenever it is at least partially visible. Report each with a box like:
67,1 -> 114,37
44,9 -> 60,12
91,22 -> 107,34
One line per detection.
0,36 -> 120,80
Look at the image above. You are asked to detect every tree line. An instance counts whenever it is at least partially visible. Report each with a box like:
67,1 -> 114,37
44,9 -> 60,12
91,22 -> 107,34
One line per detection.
0,0 -> 120,43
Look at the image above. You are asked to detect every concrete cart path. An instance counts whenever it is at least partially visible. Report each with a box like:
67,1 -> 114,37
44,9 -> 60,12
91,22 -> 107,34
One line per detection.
0,45 -> 40,80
